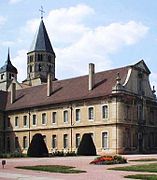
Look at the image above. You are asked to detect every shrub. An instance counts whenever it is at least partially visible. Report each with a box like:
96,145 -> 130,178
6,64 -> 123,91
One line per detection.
77,133 -> 96,156
27,133 -> 48,157
90,155 -> 127,165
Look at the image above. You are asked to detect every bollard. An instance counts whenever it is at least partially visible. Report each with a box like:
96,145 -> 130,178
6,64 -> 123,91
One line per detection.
2,160 -> 6,168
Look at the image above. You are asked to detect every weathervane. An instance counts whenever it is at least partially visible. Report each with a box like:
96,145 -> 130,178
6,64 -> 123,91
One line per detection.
39,6 -> 45,19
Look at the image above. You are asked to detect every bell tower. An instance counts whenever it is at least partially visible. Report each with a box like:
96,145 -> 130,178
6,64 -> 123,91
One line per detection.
23,10 -> 56,86
0,49 -> 17,91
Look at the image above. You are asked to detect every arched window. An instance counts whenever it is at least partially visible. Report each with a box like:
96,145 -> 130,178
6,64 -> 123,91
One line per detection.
38,54 -> 43,61
39,64 -> 42,71
30,65 -> 32,73
48,55 -> 51,62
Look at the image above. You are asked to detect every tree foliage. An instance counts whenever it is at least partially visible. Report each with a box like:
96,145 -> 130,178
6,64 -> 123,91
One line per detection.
77,133 -> 96,156
27,133 -> 49,157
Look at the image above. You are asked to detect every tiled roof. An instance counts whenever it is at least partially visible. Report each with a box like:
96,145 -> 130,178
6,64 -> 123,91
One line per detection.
29,19 -> 55,54
5,66 -> 129,111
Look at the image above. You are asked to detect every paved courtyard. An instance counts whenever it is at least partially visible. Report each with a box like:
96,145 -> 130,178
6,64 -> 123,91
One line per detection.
0,154 -> 157,180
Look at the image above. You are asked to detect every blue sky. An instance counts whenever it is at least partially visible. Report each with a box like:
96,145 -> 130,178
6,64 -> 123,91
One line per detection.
0,0 -> 157,89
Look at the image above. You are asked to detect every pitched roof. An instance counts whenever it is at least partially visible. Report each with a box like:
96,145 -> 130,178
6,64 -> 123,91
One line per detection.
29,19 -> 55,54
5,66 -> 129,111
0,50 -> 17,74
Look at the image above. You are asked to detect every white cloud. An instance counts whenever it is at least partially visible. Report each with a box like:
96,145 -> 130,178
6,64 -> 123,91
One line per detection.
12,49 -> 27,82
14,4 -> 149,82
9,0 -> 22,4
0,16 -> 6,27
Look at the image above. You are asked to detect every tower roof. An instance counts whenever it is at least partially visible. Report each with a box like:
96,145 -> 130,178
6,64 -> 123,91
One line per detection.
29,19 -> 55,54
0,49 -> 17,74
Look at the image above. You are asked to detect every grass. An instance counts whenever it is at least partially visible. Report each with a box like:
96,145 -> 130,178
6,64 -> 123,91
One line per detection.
109,163 -> 157,172
129,158 -> 157,162
16,165 -> 86,174
124,174 -> 157,179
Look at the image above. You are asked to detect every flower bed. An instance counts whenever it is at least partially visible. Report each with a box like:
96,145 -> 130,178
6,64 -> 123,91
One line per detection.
90,155 -> 127,165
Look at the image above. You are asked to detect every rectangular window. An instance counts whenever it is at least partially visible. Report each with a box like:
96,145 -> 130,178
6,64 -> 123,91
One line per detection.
102,132 -> 108,149
15,117 -> 18,127
23,116 -> 27,127
6,137 -> 10,152
1,74 -> 4,80
52,135 -> 57,149
63,134 -> 68,148
52,112 -> 57,124
88,107 -> 94,120
63,110 -> 68,123
102,105 -> 108,119
76,109 -> 81,122
42,113 -> 47,125
15,137 -> 19,149
7,117 -> 11,128
32,114 -> 37,126
76,134 -> 81,148
23,136 -> 27,149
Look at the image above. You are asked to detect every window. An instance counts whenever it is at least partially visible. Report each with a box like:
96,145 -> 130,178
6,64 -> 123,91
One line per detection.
102,105 -> 108,119
63,110 -> 68,123
30,55 -> 33,62
43,135 -> 46,143
38,54 -> 43,61
63,134 -> 68,148
32,114 -> 37,126
30,65 -> 32,73
76,134 -> 81,148
39,64 -> 42,71
15,137 -> 19,149
52,135 -> 57,149
42,113 -> 46,125
88,107 -> 94,120
102,132 -> 108,149
48,55 -> 51,62
15,117 -> 18,127
138,104 -> 143,121
76,109 -> 81,122
52,112 -> 57,124
1,74 -> 4,80
7,117 -> 11,128
6,137 -> 10,152
23,136 -> 28,149
23,116 -> 27,127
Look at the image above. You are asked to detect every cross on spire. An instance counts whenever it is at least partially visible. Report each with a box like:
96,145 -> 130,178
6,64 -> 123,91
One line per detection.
39,6 -> 45,19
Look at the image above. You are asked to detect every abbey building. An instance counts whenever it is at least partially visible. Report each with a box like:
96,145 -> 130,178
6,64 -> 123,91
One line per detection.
0,17 -> 157,155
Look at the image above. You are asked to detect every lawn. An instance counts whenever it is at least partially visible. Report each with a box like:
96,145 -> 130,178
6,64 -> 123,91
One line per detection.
16,165 -> 86,174
108,163 -> 157,172
125,174 -> 157,180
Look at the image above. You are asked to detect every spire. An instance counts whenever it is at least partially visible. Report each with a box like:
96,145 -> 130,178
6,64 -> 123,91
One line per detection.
29,19 -> 55,55
5,47 -> 11,65
0,48 -> 17,74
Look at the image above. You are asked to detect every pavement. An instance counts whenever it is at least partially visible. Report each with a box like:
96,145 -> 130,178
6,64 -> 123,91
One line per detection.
0,154 -> 157,180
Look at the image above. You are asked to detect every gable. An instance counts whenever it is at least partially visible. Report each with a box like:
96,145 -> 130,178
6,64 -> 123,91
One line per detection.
134,60 -> 151,74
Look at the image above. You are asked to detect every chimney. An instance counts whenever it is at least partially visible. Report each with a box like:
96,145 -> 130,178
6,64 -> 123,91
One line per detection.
47,73 -> 52,96
88,63 -> 95,90
11,82 -> 16,104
